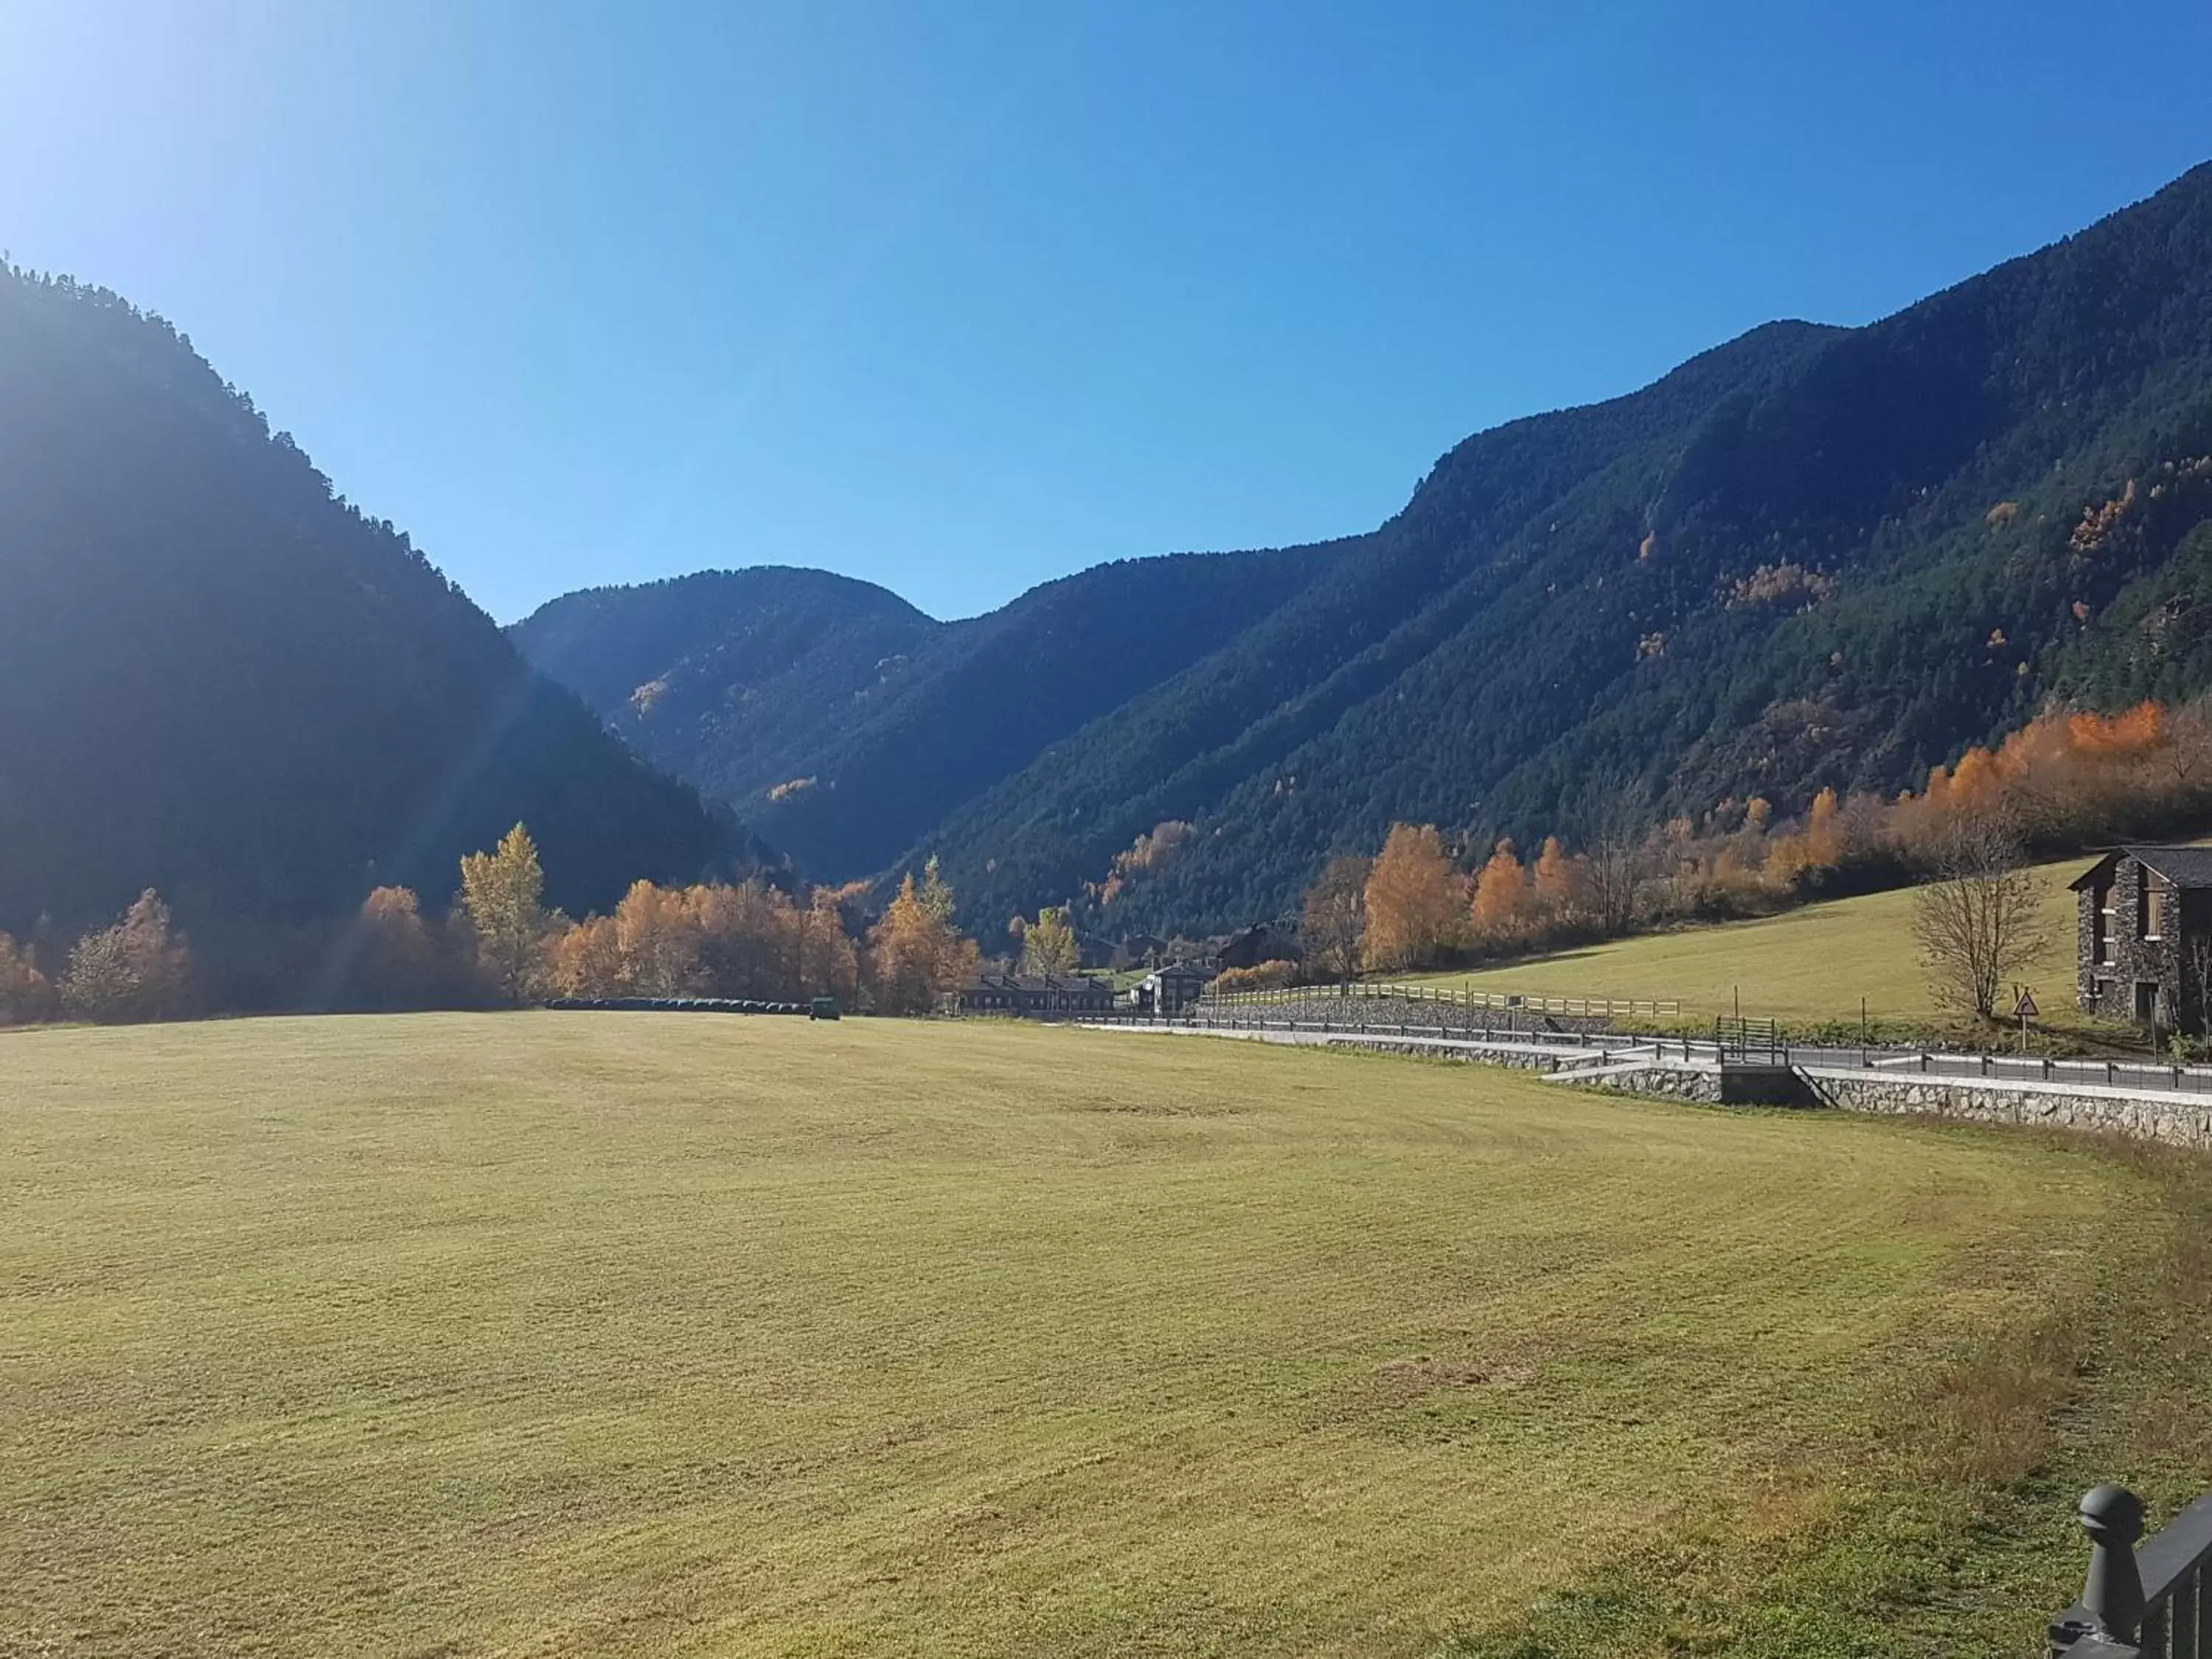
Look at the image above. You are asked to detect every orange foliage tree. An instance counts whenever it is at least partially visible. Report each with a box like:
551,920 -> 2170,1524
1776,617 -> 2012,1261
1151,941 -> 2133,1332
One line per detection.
867,871 -> 980,1014
1469,839 -> 1531,942
1362,824 -> 1464,971
1531,835 -> 1584,915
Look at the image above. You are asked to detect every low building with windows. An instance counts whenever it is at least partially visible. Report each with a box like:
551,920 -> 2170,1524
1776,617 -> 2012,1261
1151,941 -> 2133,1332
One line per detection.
1122,961 -> 1215,1017
2071,845 -> 2212,1029
955,973 -> 1117,1019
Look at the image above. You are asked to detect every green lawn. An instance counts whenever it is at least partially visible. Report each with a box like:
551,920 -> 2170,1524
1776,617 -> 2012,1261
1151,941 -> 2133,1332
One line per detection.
1402,859 -> 2088,1029
4,1012 -> 2208,1656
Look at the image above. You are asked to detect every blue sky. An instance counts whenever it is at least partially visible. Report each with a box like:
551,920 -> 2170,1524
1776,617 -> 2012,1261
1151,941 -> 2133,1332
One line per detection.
4,1 -> 2209,623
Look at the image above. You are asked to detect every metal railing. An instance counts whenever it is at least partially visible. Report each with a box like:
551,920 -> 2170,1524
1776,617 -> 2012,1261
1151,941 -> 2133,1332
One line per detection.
2049,1485 -> 2212,1658
1716,1015 -> 1781,1062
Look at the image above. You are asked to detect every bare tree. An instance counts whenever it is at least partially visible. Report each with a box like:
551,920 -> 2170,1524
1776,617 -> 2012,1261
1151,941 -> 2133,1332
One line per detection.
1585,827 -> 1643,934
1572,785 -> 1648,936
2162,698 -> 2212,795
1911,815 -> 2053,1020
1301,855 -> 1370,986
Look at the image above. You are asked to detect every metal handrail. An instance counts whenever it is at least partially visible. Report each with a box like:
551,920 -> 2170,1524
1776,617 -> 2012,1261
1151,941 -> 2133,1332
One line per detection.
2050,1485 -> 2212,1658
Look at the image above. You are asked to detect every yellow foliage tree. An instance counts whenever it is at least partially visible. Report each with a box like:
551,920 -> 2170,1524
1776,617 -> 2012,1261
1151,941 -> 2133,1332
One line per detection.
614,878 -> 700,997
796,888 -> 860,1003
459,823 -> 549,1005
1020,905 -> 1081,975
1362,824 -> 1464,971
868,872 -> 980,1015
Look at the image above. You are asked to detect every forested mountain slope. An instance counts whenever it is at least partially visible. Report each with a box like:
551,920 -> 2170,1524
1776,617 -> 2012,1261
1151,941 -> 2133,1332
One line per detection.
514,543 -> 1346,877
526,163 -> 2212,939
0,268 -> 734,939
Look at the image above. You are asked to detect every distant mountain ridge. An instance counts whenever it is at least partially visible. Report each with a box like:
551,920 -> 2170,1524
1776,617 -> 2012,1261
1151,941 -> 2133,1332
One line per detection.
0,265 -> 743,967
526,162 -> 2212,939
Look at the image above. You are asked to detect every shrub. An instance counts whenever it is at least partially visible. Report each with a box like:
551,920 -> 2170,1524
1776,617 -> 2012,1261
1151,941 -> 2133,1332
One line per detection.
1212,959 -> 1300,994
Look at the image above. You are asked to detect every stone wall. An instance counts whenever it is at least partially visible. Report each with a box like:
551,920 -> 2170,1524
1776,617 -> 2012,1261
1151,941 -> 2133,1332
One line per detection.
1797,1068 -> 2212,1148
1578,1060 -> 2212,1147
2079,855 -> 2194,1029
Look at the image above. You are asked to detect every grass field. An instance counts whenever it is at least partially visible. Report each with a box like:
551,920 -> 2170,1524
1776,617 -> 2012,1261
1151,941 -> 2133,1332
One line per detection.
1401,860 -> 2087,1030
4,1013 -> 2209,1657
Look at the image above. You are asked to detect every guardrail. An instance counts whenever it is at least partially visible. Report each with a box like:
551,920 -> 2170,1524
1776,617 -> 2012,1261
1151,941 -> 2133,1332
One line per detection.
1856,1050 -> 2212,1097
1157,997 -> 2212,1102
2048,1484 -> 2212,1658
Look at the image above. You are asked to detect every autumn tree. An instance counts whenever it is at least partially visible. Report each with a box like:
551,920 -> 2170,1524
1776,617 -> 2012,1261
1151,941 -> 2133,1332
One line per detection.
1912,815 -> 2053,1020
692,880 -> 793,998
1469,839 -> 1531,942
1530,835 -> 1583,917
1301,855 -> 1370,985
613,879 -> 700,997
1362,824 -> 1464,971
868,871 -> 980,1015
796,888 -> 861,1004
1804,787 -> 1843,866
1020,905 -> 1081,975
459,823 -> 549,1005
0,931 -> 55,1023
355,886 -> 439,1009
548,913 -> 623,998
60,889 -> 192,1023
918,855 -> 957,926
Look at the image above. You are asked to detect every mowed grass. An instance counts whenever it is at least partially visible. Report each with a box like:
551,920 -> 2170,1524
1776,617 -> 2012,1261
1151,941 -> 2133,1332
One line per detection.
3,1014 -> 2207,1657
1402,860 -> 2086,1026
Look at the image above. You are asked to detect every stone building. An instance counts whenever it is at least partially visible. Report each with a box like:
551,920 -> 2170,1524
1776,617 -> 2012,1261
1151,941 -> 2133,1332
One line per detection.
2071,845 -> 2212,1029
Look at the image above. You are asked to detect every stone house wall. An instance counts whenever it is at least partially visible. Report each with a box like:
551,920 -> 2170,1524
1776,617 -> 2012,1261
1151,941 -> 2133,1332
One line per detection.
2076,855 -> 2193,1029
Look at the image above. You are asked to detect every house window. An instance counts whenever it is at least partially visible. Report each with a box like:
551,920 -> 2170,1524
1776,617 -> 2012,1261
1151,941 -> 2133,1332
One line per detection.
2093,895 -> 2110,964
2145,883 -> 2166,940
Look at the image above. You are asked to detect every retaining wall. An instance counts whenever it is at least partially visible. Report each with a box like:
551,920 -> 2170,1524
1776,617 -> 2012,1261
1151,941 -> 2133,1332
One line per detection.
1796,1068 -> 2212,1149
1584,1062 -> 2212,1147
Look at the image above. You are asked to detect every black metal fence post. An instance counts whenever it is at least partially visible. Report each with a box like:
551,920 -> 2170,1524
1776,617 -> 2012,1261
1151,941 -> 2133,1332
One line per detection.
2051,1486 -> 2147,1655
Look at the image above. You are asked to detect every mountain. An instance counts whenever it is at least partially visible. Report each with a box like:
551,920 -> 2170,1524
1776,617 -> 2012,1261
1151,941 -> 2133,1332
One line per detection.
0,266 -> 737,960
512,544 -> 1345,878
522,164 -> 2212,940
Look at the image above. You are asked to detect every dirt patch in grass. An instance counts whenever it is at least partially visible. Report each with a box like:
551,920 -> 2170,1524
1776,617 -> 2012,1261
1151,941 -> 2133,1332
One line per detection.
1371,1356 -> 1537,1401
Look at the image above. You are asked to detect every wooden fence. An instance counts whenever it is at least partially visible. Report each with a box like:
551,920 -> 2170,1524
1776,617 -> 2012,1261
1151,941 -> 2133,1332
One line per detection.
1201,981 -> 1682,1020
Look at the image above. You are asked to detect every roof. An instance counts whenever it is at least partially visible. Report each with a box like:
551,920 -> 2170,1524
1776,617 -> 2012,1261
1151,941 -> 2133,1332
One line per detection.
2070,846 -> 2212,890
962,973 -> 1113,994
